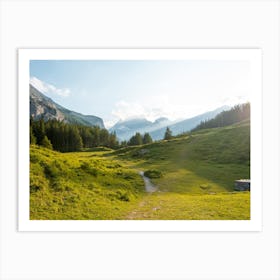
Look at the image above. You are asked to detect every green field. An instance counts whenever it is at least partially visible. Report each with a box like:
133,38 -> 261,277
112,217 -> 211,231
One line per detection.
30,120 -> 250,220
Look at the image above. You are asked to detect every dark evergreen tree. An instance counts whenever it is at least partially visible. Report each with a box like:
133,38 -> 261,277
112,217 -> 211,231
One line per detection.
91,126 -> 100,147
68,126 -> 83,151
164,127 -> 172,140
41,135 -> 53,150
128,132 -> 143,146
79,126 -> 92,148
32,117 -> 46,145
108,131 -> 118,149
99,129 -> 109,147
143,132 -> 153,144
30,126 -> 37,144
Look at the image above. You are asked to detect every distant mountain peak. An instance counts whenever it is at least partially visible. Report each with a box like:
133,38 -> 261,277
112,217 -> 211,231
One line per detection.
154,117 -> 169,124
109,116 -> 172,141
109,105 -> 232,141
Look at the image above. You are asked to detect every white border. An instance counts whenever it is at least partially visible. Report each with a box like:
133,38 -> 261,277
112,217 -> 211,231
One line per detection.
18,48 -> 262,231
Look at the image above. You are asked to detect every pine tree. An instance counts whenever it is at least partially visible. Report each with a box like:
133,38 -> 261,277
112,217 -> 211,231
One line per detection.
68,126 -> 83,151
128,135 -> 137,146
108,131 -> 118,149
128,132 -> 143,146
30,126 -> 37,144
135,132 -> 143,145
32,117 -> 46,145
41,135 -> 53,150
91,126 -> 100,147
164,127 -> 172,140
143,133 -> 153,144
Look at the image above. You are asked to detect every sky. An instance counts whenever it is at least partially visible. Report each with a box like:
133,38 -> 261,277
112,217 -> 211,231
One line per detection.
30,60 -> 251,128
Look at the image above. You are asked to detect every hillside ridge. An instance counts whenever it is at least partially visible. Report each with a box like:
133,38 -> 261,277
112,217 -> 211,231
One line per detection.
30,84 -> 104,128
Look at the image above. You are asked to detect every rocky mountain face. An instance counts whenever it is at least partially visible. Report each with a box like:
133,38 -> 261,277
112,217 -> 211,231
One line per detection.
30,84 -> 104,128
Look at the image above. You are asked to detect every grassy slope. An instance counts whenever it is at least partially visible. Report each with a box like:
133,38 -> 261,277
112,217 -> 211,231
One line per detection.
30,120 -> 250,220
114,119 -> 250,194
30,146 -> 145,220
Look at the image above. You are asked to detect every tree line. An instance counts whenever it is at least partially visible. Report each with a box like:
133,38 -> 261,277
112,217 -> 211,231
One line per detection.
30,118 -> 159,152
192,103 -> 250,132
30,118 -> 119,152
126,127 -> 172,146
126,132 -> 153,146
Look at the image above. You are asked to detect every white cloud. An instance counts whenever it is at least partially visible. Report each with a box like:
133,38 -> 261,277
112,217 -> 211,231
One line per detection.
30,76 -> 70,97
220,95 -> 249,107
104,120 -> 117,129
109,92 -> 248,125
111,101 -> 146,121
111,97 -> 197,123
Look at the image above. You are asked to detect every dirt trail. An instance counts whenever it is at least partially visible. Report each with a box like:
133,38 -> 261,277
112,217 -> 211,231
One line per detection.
126,172 -> 159,219
139,171 -> 157,192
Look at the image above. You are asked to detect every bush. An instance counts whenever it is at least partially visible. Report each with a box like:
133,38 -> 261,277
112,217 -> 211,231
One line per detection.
30,175 -> 48,193
50,179 -> 65,192
80,162 -> 98,176
30,154 -> 39,163
44,164 -> 59,179
144,169 -> 163,178
116,190 -> 131,202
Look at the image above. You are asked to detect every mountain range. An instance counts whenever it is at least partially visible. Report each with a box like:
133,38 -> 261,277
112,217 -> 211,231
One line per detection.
109,117 -> 172,141
109,106 -> 229,141
30,84 -> 104,128
30,84 -> 230,140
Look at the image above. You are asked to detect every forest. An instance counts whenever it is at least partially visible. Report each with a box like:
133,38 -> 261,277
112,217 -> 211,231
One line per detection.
192,103 -> 250,131
30,118 -> 155,152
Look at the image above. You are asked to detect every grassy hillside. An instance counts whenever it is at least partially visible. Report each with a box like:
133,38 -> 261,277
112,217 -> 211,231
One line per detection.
30,146 -> 145,220
126,192 -> 250,220
30,120 -> 250,220
114,119 -> 250,194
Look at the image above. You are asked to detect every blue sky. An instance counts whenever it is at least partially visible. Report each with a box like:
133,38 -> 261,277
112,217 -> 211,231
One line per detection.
30,60 -> 251,128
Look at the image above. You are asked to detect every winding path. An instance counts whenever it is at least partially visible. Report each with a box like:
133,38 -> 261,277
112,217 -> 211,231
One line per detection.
139,171 -> 157,192
126,171 -> 158,219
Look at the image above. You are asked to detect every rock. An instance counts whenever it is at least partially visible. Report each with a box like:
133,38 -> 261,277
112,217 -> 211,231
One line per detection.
138,149 -> 149,155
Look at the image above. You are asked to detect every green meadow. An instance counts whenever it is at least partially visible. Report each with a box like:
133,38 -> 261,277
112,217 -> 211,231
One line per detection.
30,120 -> 250,220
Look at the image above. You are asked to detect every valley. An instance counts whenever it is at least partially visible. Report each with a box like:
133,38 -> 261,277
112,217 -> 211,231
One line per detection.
30,119 -> 250,220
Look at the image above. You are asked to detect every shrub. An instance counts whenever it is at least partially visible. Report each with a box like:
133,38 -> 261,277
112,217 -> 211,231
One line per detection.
30,175 -> 48,193
50,179 -> 65,192
44,164 -> 59,179
30,154 -> 39,163
80,162 -> 98,177
116,190 -> 131,202
122,172 -> 136,180
144,169 -> 163,179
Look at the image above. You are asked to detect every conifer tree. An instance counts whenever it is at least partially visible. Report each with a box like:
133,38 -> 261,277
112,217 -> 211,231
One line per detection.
128,132 -> 142,146
68,126 -> 83,151
108,131 -> 118,149
41,135 -> 53,150
30,126 -> 37,144
143,132 -> 153,144
164,127 -> 172,140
